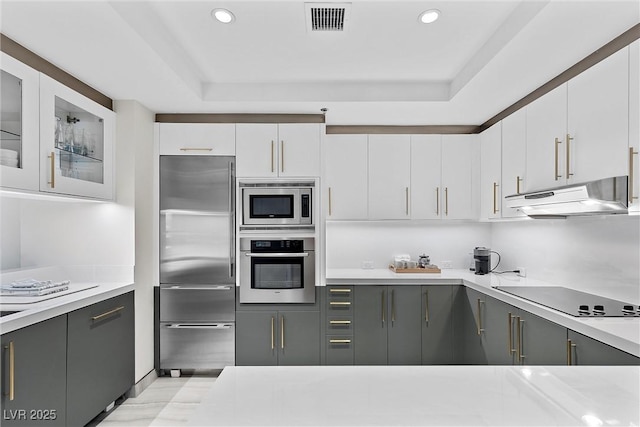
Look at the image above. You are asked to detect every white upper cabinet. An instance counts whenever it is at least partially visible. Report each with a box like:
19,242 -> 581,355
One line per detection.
368,134 -> 411,220
323,134 -> 368,220
567,46 -> 629,184
441,135 -> 478,220
501,108 -> 527,218
0,53 -> 39,192
410,135 -> 442,219
159,123 -> 235,155
236,123 -> 320,177
479,123 -> 502,220
629,41 -> 639,213
39,74 -> 115,200
525,84 -> 568,191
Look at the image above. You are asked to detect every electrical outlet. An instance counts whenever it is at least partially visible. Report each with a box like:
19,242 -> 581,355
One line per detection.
441,260 -> 453,269
362,261 -> 374,270
517,267 -> 527,277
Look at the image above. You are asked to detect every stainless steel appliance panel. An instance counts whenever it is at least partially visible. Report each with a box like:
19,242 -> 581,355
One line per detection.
159,285 -> 235,322
159,156 -> 234,285
160,323 -> 235,369
239,237 -> 315,304
241,184 -> 313,227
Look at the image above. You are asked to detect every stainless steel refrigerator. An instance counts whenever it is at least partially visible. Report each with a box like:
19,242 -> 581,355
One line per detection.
159,156 -> 235,372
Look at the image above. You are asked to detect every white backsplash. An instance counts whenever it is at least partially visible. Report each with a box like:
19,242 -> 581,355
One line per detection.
325,220 -> 491,270
490,215 -> 640,303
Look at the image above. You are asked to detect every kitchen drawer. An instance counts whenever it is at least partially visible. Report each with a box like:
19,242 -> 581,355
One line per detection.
326,286 -> 353,315
326,316 -> 354,334
160,322 -> 235,369
326,335 -> 354,365
158,123 -> 236,155
160,285 -> 235,322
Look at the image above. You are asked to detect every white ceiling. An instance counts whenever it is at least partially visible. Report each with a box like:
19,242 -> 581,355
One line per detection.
0,0 -> 638,125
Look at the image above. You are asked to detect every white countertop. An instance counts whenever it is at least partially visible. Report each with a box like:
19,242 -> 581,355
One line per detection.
326,268 -> 640,358
189,365 -> 640,426
0,279 -> 134,334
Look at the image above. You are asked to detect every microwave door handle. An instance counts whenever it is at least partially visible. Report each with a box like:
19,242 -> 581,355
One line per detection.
244,253 -> 309,258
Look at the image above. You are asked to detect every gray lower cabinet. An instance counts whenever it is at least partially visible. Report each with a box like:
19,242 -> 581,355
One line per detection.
66,292 -> 135,427
354,286 -> 422,365
421,286 -> 456,364
462,288 -> 567,365
513,308 -> 567,365
236,310 -> 320,366
1,315 -> 67,427
324,286 -> 354,365
568,330 -> 640,365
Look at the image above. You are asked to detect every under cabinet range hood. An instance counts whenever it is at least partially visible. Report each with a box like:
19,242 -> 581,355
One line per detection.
504,176 -> 628,218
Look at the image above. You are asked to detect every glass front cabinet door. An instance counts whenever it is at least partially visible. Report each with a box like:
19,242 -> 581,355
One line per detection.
0,52 -> 40,192
39,74 -> 114,200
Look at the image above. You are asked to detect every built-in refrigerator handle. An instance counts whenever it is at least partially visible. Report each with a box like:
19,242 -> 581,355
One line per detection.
229,160 -> 235,280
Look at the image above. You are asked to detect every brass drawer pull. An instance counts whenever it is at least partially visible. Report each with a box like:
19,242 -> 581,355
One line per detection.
3,341 -> 15,401
329,339 -> 352,344
329,301 -> 351,306
329,320 -> 351,325
179,147 -> 213,151
554,137 -> 562,180
48,151 -> 55,188
329,288 -> 351,293
92,306 -> 125,321
476,299 -> 485,335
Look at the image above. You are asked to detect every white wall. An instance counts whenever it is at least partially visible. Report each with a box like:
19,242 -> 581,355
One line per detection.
114,100 -> 155,384
490,215 -> 640,303
326,220 -> 491,270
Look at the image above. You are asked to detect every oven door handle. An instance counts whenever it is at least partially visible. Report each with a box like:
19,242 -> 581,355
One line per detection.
244,253 -> 309,258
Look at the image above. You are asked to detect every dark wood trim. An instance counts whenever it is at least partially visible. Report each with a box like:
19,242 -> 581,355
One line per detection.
326,125 -> 480,135
477,23 -> 640,133
1,33 -> 113,111
155,113 -> 326,124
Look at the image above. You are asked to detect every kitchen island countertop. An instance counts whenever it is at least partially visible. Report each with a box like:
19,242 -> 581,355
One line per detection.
326,268 -> 640,358
189,365 -> 640,426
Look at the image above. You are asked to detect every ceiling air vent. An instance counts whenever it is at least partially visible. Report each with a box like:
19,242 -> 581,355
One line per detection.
305,3 -> 351,32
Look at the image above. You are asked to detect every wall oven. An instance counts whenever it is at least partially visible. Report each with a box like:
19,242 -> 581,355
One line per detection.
239,237 -> 315,303
240,182 -> 313,228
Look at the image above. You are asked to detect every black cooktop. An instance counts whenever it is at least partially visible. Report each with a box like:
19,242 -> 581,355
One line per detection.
495,286 -> 640,317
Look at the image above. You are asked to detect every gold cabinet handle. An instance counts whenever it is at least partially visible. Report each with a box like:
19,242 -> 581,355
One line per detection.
424,290 -> 430,325
329,320 -> 352,325
270,140 -> 275,173
516,176 -> 523,195
381,290 -> 386,325
492,182 -> 499,214
444,187 -> 449,216
48,151 -> 55,188
566,134 -> 574,178
271,316 -> 275,350
554,137 -> 562,180
179,148 -> 213,152
566,339 -> 577,365
328,187 -> 333,216
630,147 -> 638,204
91,306 -> 125,321
329,301 -> 351,306
518,317 -> 526,363
391,289 -> 396,325
3,341 -> 15,401
280,140 -> 284,173
405,187 -> 409,216
329,288 -> 351,294
435,187 -> 440,215
476,299 -> 484,335
508,313 -> 516,357
329,339 -> 352,344
280,315 -> 285,350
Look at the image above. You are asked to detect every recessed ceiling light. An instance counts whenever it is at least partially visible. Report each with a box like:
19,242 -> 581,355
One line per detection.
419,9 -> 440,24
211,8 -> 235,24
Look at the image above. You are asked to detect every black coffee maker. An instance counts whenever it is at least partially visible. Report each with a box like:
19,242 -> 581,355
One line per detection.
473,247 -> 491,275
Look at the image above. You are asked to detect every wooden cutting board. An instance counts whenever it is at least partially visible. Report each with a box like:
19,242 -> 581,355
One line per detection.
389,265 -> 441,274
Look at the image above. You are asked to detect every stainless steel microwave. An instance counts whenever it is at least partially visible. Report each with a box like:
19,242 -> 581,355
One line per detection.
241,182 -> 313,227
